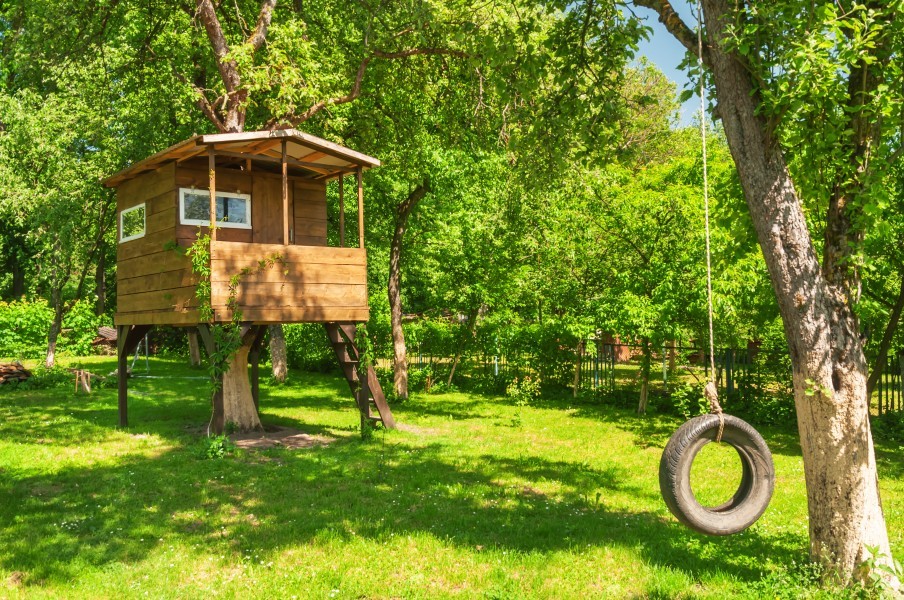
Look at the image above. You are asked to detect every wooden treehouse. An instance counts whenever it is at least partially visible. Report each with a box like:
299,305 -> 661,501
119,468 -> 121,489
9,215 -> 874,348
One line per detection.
104,129 -> 395,433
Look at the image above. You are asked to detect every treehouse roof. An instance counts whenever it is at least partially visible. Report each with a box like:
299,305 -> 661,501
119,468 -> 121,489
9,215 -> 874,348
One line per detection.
104,129 -> 381,187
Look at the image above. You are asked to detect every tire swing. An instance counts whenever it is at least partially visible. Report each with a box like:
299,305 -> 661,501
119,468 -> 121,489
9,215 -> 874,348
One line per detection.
658,0 -> 775,536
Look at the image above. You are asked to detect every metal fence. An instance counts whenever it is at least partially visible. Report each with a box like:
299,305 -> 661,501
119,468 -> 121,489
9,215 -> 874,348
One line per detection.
877,351 -> 904,415
406,339 -> 903,414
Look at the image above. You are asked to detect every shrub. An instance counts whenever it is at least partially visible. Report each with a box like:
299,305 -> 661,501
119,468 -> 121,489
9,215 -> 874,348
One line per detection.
60,299 -> 108,357
0,299 -> 54,359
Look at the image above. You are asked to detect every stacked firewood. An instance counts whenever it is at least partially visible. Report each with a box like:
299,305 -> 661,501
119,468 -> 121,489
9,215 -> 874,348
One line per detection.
0,362 -> 32,384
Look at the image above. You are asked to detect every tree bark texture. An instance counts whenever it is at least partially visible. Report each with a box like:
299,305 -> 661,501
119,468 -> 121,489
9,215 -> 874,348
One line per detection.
268,324 -> 288,383
220,341 -> 263,432
388,182 -> 429,399
94,249 -> 106,316
188,330 -> 202,367
45,286 -> 64,368
637,338 -> 651,414
698,0 -> 896,583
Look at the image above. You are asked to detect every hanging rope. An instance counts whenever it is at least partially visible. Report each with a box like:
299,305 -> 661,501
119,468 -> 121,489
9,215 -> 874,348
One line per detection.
697,0 -> 724,441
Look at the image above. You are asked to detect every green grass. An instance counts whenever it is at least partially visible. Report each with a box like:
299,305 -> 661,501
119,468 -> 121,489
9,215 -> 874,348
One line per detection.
0,355 -> 901,599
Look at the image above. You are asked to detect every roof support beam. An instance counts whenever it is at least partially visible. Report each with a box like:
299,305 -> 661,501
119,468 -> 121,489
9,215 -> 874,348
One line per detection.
281,139 -> 290,246
357,167 -> 364,249
208,146 -> 217,242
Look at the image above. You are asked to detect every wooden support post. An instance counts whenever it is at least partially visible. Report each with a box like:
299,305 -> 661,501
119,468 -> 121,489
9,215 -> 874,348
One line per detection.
357,167 -> 364,248
196,324 -> 225,434
282,139 -> 289,245
188,330 -> 202,366
117,324 -> 152,428
117,326 -> 129,428
249,326 -> 267,410
339,176 -> 345,247
208,146 -> 217,242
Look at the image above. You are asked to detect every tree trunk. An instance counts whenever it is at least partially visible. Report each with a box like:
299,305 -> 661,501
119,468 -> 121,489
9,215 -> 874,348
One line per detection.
94,250 -> 106,316
221,341 -> 262,432
447,306 -> 479,386
11,261 -> 24,299
700,0 -> 896,584
188,330 -> 202,367
637,337 -> 651,414
45,286 -> 64,368
866,275 -> 904,398
388,182 -> 430,399
268,324 -> 287,383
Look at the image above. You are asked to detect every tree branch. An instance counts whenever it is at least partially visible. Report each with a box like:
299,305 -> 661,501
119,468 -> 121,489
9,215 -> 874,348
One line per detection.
195,0 -> 240,94
632,0 -> 711,67
274,47 -> 472,128
247,0 -> 277,51
173,69 -> 228,132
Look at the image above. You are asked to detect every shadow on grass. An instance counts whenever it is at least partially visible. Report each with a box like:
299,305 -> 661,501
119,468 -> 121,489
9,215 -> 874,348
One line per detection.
0,438 -> 805,587
0,365 -> 812,591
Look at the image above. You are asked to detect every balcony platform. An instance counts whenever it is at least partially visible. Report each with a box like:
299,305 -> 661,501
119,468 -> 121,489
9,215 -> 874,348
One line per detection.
114,241 -> 369,326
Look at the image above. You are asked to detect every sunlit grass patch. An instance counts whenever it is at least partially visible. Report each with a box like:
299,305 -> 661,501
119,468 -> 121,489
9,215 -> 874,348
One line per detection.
0,358 -> 901,598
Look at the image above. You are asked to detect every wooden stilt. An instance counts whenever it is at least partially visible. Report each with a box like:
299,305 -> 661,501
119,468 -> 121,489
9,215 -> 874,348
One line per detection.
339,176 -> 345,247
116,324 -> 152,428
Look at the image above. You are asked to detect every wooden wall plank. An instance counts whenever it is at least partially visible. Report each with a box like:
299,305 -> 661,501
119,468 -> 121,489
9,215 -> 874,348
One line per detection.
115,311 -> 201,326
210,262 -> 365,285
176,225 -> 252,244
118,269 -> 198,296
211,282 -> 367,308
293,179 -> 327,246
211,241 -> 365,264
215,307 -> 369,324
145,206 -> 176,234
117,229 -> 178,261
118,286 -> 197,314
252,174 -> 284,244
176,166 -> 253,195
116,162 -> 176,211
117,250 -> 191,280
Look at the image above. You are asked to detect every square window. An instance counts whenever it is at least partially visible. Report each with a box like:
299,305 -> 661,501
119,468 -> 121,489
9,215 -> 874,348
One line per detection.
179,188 -> 251,229
119,203 -> 146,243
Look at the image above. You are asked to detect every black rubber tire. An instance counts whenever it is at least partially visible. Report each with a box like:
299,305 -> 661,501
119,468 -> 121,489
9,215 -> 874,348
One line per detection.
659,413 -> 774,536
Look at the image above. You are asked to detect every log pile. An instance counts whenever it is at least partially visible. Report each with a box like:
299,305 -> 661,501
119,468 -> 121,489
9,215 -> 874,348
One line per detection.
0,362 -> 32,384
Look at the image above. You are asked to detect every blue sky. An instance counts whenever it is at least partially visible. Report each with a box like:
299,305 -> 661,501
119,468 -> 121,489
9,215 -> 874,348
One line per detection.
632,1 -> 697,126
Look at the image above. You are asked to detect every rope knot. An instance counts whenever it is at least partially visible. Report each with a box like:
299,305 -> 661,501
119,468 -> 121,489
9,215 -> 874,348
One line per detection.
704,381 -> 725,443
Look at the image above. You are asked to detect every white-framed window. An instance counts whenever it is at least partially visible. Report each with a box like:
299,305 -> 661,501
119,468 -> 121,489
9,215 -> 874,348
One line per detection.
119,203 -> 146,243
179,188 -> 252,229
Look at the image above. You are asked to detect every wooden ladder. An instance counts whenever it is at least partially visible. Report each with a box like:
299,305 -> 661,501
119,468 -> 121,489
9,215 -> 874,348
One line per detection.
324,322 -> 396,429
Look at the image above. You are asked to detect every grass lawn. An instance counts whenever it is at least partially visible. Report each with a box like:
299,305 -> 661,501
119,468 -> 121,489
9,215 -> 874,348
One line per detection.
0,355 -> 901,599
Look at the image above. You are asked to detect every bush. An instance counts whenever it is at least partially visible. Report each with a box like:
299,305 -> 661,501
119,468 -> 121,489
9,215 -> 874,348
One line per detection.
60,300 -> 109,356
0,299 -> 54,358
0,299 -> 110,360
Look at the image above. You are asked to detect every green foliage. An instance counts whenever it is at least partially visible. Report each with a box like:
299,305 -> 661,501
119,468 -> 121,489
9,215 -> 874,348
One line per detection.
0,299 -> 54,359
283,324 -> 335,372
60,300 -> 109,357
670,384 -> 708,420
0,299 -> 106,359
1,365 -> 72,391
199,434 -> 236,460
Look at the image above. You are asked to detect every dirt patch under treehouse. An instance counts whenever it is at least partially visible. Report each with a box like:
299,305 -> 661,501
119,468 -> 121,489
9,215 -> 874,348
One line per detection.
228,426 -> 336,450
